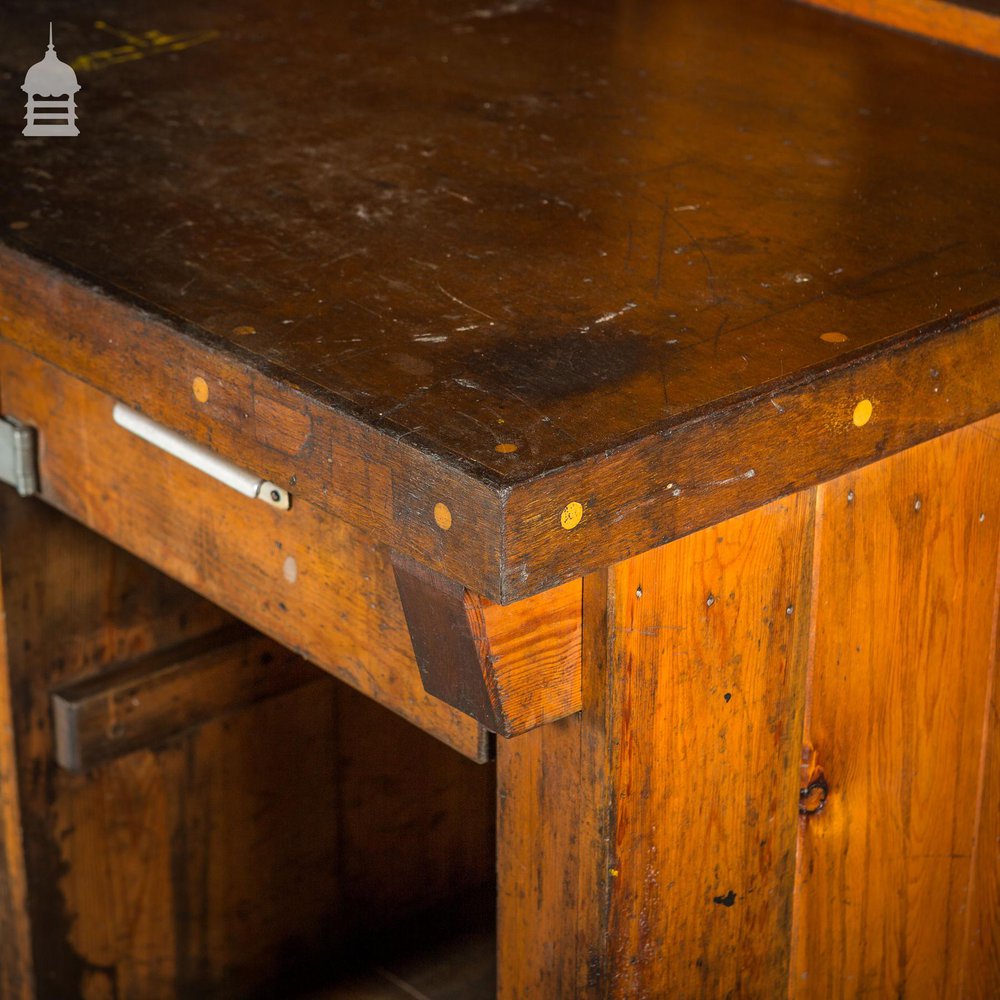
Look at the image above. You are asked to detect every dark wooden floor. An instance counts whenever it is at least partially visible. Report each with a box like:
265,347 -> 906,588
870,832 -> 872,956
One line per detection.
306,927 -> 494,1000
304,890 -> 495,1000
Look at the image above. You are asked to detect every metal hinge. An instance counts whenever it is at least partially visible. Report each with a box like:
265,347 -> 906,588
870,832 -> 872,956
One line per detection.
0,417 -> 39,497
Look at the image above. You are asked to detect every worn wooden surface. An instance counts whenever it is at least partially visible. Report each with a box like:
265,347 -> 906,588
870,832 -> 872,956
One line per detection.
392,553 -> 581,735
790,416 -> 1000,996
0,343 -> 489,761
0,490 -> 495,999
1,0 -> 998,601
605,493 -> 815,995
964,600 -> 1000,999
503,312 -> 998,598
498,414 -> 1000,998
801,0 -> 1000,57
51,624 -> 321,772
0,384 -> 33,1000
498,493 -> 816,996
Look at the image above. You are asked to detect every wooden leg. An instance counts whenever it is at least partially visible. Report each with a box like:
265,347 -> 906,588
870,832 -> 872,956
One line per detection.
497,416 -> 1000,998
498,492 -> 815,997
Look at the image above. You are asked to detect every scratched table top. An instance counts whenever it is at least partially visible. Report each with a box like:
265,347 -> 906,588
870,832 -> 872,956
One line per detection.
0,0 -> 998,598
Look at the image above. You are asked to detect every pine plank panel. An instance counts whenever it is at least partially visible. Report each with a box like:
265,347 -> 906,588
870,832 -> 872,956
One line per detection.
496,569 -> 613,999
791,414 -> 1000,998
496,714 -> 589,999
334,684 -> 496,943
0,533 -> 35,1000
0,490 -> 232,997
51,681 -> 344,1000
961,419 -> 1000,998
0,352 -> 33,998
962,582 -> 1000,998
498,493 -> 814,997
604,491 -> 814,996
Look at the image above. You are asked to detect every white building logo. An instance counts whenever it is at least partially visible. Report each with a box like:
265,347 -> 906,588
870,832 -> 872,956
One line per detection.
22,24 -> 81,137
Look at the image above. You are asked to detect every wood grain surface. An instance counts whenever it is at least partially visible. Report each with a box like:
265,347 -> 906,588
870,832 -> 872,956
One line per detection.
963,592 -> 1000,998
0,370 -> 35,999
392,553 -> 581,735
498,493 -> 816,997
0,490 -> 496,999
801,0 -> 1000,57
0,343 -> 489,761
790,416 -> 1000,997
0,0 -> 998,600
51,624 -> 322,772
497,415 -> 1000,998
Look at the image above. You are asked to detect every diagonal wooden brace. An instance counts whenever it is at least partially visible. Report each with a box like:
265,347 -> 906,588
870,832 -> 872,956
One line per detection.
390,552 -> 582,738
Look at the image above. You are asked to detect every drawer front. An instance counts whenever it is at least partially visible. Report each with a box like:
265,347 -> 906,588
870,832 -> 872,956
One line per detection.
0,342 -> 489,762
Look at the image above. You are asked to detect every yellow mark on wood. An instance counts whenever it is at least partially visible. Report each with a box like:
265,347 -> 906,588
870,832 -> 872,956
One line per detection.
495,443 -> 518,454
820,332 -> 848,343
8,221 -> 29,231
192,376 -> 209,403
560,501 -> 583,531
434,503 -> 453,531
233,325 -> 256,336
72,22 -> 219,73
852,398 -> 873,427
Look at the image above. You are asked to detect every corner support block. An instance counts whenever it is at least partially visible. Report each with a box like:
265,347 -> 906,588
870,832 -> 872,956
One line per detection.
390,553 -> 582,738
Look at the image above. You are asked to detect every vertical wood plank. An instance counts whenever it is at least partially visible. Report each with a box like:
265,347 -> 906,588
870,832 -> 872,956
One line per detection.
963,574 -> 1000,998
497,716 -> 588,998
606,491 -> 814,996
0,492 -> 235,999
496,570 -> 610,999
0,535 -> 35,1000
51,674 -> 346,999
498,494 -> 814,997
791,415 -> 1000,998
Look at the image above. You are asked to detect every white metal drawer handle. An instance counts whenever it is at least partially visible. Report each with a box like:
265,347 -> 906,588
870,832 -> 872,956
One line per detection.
112,403 -> 291,510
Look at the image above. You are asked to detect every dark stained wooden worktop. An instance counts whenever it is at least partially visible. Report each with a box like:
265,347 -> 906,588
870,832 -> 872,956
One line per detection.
1,0 -> 998,600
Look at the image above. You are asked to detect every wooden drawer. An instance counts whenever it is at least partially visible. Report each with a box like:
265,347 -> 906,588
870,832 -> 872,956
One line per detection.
0,342 -> 490,762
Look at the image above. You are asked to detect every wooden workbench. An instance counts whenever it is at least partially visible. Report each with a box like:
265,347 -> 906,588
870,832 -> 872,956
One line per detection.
0,0 -> 997,996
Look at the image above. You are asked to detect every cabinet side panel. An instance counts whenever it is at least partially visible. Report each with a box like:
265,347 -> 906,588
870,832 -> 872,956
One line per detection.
791,414 -> 1000,998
